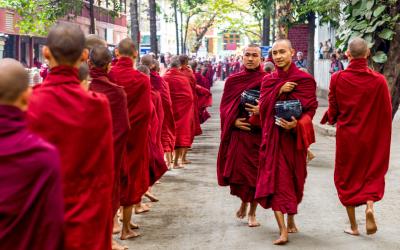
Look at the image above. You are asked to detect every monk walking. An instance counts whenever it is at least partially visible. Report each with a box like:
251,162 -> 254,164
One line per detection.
27,24 -> 114,250
109,38 -> 152,239
217,44 -> 266,227
0,59 -> 64,250
321,37 -> 392,236
163,58 -> 194,168
256,39 -> 318,245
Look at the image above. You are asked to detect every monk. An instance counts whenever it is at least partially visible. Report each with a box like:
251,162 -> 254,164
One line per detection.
27,23 -> 114,250
152,59 -> 176,168
217,44 -> 266,227
321,37 -> 392,236
0,59 -> 63,250
163,58 -> 194,168
109,38 -> 151,239
179,55 -> 202,164
85,34 -> 108,50
256,39 -> 318,245
190,61 -> 212,124
88,46 -> 130,249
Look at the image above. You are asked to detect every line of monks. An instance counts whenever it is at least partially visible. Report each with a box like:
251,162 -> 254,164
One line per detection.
218,37 -> 392,245
0,23 -> 213,250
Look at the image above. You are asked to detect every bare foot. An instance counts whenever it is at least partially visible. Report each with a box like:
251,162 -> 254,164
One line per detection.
273,232 -> 289,245
287,223 -> 298,233
155,181 -> 161,184
248,214 -> 260,227
366,209 -> 377,235
130,222 -> 139,229
173,163 -> 184,169
145,191 -> 159,202
112,239 -> 128,250
344,228 -> 360,236
236,203 -> 248,219
120,229 -> 140,240
307,150 -> 315,163
113,222 -> 121,234
182,160 -> 192,164
135,203 -> 151,214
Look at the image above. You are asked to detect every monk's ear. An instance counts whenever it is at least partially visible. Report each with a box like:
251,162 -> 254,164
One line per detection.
16,87 -> 32,111
81,48 -> 89,62
366,48 -> 371,58
106,62 -> 111,73
42,46 -> 52,61
133,50 -> 138,59
290,48 -> 295,57
114,48 -> 120,58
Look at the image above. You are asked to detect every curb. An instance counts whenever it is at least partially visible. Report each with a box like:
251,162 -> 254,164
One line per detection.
313,121 -> 336,137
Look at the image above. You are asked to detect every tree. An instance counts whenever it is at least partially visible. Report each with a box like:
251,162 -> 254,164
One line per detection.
335,0 -> 400,117
173,0 -> 180,54
180,0 -> 207,54
250,0 -> 274,46
130,0 -> 140,55
149,0 -> 158,56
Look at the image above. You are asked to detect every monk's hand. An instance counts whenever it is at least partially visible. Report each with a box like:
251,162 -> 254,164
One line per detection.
279,82 -> 298,94
245,100 -> 259,115
235,118 -> 252,131
275,116 -> 297,130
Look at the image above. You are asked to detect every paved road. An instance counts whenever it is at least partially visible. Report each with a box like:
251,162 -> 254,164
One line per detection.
119,81 -> 400,250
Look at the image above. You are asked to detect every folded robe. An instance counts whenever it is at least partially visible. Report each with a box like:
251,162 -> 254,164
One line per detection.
217,67 -> 266,202
181,65 -> 202,137
109,56 -> 151,205
0,105 -> 63,250
151,70 -> 176,153
321,58 -> 392,206
89,67 -> 130,214
256,63 -> 318,214
27,66 -> 114,250
163,68 -> 194,147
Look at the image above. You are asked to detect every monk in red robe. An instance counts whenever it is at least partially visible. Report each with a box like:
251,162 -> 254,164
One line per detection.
0,59 -> 63,250
87,46 -> 131,249
109,38 -> 151,239
217,45 -> 266,227
190,61 -> 212,124
163,58 -> 194,168
179,55 -> 202,164
321,37 -> 392,236
27,24 -> 114,250
257,39 -> 318,245
153,59 -> 176,168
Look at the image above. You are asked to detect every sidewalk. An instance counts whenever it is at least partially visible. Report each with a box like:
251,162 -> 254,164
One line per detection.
313,98 -> 337,137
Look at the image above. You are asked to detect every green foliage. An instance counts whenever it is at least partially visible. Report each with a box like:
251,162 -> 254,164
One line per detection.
336,0 -> 400,63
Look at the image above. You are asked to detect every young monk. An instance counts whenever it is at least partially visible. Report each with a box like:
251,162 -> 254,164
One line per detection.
163,58 -> 194,168
190,61 -> 212,124
321,37 -> 392,236
27,23 -> 114,250
152,59 -> 176,169
217,44 -> 266,227
88,46 -> 130,250
256,39 -> 318,245
0,59 -> 63,250
109,38 -> 151,239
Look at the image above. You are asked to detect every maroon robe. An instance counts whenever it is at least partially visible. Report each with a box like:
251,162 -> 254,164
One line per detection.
89,67 -> 130,214
217,66 -> 266,202
0,105 -> 63,250
109,57 -> 151,205
256,63 -> 318,214
151,70 -> 176,153
27,66 -> 114,250
163,68 -> 194,147
321,58 -> 391,206
196,83 -> 212,124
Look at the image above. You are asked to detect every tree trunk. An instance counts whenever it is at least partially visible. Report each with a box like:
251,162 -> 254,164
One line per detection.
262,11 -> 270,46
130,0 -> 140,54
179,0 -> 184,53
276,1 -> 290,39
173,0 -> 180,54
183,15 -> 192,55
307,11 -> 315,75
382,23 -> 400,118
193,14 -> 216,53
272,1 -> 276,43
89,0 -> 95,34
149,0 -> 158,56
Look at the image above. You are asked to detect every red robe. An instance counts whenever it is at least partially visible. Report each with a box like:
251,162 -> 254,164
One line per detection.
27,66 -> 114,250
0,105 -> 63,250
196,83 -> 212,124
151,70 -> 176,153
163,68 -> 194,147
148,84 -> 168,185
256,63 -> 318,214
321,58 -> 392,206
89,67 -> 130,214
109,57 -> 151,205
181,65 -> 202,137
217,67 -> 266,202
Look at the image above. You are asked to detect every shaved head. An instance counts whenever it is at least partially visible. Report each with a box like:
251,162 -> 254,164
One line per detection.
89,46 -> 112,68
46,23 -> 85,65
140,55 -> 154,68
348,37 -> 369,58
78,62 -> 89,82
178,55 -> 189,66
152,59 -> 160,72
117,38 -> 137,57
85,34 -> 107,51
0,58 -> 29,104
243,44 -> 261,55
170,56 -> 181,68
272,39 -> 293,50
136,64 -> 150,75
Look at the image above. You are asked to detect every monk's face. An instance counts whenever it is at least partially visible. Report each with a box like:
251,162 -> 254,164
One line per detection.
243,47 -> 261,70
271,42 -> 294,70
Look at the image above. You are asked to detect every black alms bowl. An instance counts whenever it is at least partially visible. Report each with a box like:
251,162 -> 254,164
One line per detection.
241,89 -> 260,106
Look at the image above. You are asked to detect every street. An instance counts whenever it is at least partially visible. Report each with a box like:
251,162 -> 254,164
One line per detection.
119,80 -> 400,250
